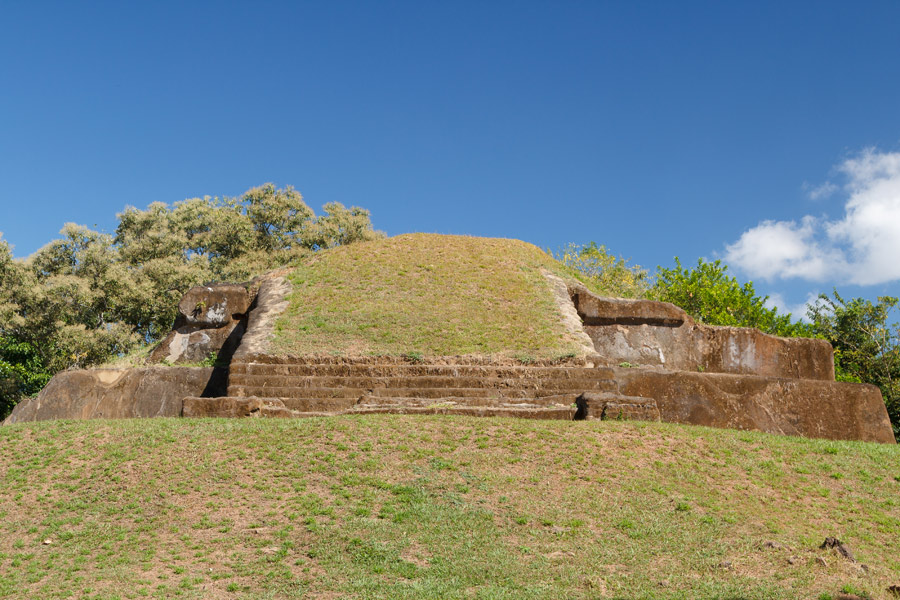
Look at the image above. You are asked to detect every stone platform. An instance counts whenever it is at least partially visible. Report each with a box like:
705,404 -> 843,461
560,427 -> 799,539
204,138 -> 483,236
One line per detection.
171,355 -> 891,443
5,272 -> 896,444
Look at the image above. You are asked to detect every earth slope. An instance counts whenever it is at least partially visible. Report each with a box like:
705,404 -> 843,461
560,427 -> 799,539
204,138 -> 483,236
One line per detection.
271,233 -> 589,358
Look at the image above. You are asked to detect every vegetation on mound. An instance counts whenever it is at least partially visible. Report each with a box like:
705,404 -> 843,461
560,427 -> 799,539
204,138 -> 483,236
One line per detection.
0,416 -> 897,599
272,234 -> 595,359
0,184 -> 378,417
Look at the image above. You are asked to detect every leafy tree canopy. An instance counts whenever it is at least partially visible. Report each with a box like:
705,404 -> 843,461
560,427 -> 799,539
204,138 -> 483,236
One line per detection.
808,291 -> 899,437
653,257 -> 814,338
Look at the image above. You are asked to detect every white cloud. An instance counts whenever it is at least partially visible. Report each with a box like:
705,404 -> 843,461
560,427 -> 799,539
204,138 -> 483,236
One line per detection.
724,216 -> 844,281
725,148 -> 900,286
764,292 -> 820,322
805,181 -> 837,200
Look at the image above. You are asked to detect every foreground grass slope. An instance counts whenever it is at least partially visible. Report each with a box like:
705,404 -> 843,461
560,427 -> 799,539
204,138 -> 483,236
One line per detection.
272,234 -> 587,358
1,416 -> 898,599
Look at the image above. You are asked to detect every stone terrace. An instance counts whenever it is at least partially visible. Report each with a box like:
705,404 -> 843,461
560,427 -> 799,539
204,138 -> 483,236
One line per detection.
7,270 -> 896,444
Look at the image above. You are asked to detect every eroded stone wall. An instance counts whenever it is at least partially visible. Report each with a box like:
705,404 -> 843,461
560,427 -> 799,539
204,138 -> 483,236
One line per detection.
614,367 -> 894,443
4,367 -> 225,424
572,287 -> 835,381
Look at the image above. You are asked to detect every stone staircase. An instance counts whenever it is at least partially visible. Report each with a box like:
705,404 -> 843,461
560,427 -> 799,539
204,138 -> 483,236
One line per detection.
183,356 -> 640,421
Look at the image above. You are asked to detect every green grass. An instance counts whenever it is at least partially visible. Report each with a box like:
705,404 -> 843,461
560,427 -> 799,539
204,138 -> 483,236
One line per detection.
1,416 -> 898,599
272,234 -> 592,358
97,346 -> 222,370
97,343 -> 155,369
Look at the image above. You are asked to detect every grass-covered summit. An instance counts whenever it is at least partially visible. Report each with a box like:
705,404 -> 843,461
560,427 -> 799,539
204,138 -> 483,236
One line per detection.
272,233 -> 587,358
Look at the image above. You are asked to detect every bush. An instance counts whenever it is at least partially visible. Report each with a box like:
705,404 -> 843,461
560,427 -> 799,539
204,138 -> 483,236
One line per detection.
808,291 -> 899,437
0,337 -> 51,417
653,257 -> 813,338
555,242 -> 649,298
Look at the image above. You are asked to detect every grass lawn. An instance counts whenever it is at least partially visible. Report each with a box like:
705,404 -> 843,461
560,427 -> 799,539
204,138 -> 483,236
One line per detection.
1,416 -> 898,599
272,234 -> 592,359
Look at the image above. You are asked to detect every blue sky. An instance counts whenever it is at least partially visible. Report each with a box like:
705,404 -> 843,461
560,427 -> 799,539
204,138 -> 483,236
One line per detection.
3,1 -> 900,319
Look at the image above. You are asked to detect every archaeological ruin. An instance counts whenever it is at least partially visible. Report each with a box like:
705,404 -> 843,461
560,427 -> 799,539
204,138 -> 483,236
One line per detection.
6,263 -> 894,444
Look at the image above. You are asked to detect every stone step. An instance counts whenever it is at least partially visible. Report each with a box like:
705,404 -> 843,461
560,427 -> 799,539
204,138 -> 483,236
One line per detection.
278,397 -> 360,412
354,393 -> 579,408
347,404 -> 577,420
576,392 -> 661,422
230,380 -> 614,399
229,363 -> 607,380
231,354 -> 596,368
228,373 -> 616,391
183,396 -> 578,421
228,385 -> 370,399
364,388 -> 580,400
260,394 -> 579,411
228,385 -> 585,400
182,396 -> 277,418
231,386 -> 557,400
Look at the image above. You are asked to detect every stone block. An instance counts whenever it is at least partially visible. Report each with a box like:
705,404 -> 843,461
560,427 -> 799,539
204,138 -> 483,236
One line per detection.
615,368 -> 895,444
572,289 -> 687,327
577,391 -> 661,422
572,287 -> 834,381
4,367 -> 224,424
149,283 -> 252,365
177,284 -> 251,328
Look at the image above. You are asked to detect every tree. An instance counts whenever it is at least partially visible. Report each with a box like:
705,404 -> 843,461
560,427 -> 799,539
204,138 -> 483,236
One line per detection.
808,291 -> 899,437
0,237 -> 47,415
653,257 -> 813,338
242,184 -> 314,251
0,234 -> 23,328
0,337 -> 51,417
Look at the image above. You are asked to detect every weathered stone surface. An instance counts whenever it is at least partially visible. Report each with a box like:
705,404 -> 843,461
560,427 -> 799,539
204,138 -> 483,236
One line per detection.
183,396 -> 264,418
577,391 -> 661,422
149,283 -> 252,365
6,267 -> 894,445
615,367 -> 895,444
217,356 -> 895,442
183,396 -> 304,418
8,352 -> 895,443
183,394 -> 579,420
233,272 -> 292,359
150,326 -> 247,365
571,286 -> 687,326
571,287 -> 834,381
350,404 -> 578,419
543,273 -> 597,356
587,321 -> 835,380
176,284 -> 251,328
4,367 -> 225,424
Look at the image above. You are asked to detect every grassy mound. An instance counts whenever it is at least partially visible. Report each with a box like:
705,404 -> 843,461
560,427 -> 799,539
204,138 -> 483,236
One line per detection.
1,417 -> 898,599
272,234 -> 587,359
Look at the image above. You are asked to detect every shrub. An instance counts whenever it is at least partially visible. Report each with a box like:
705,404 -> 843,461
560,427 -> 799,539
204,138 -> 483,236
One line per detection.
653,257 -> 813,338
555,242 -> 649,298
